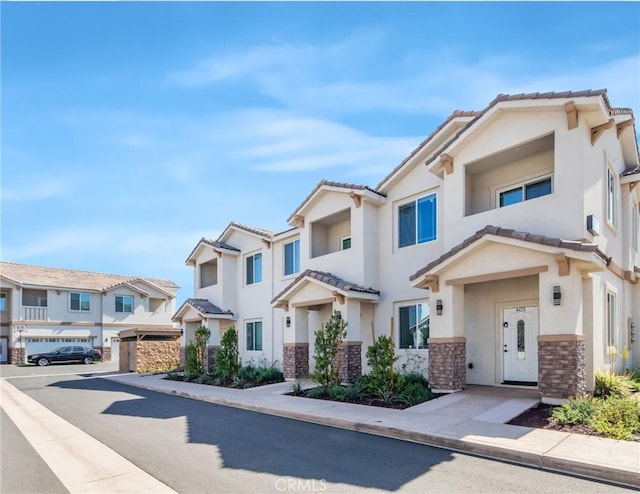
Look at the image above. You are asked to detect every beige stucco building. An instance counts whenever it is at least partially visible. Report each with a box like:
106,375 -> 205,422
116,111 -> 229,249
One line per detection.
0,262 -> 179,364
175,89 -> 639,403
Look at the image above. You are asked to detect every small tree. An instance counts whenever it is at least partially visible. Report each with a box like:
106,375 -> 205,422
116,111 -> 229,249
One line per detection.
312,311 -> 347,390
215,325 -> 240,381
365,335 -> 401,394
184,342 -> 200,377
194,324 -> 211,373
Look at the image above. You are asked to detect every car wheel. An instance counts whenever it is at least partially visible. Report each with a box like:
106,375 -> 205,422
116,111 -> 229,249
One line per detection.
83,356 -> 94,365
37,358 -> 49,367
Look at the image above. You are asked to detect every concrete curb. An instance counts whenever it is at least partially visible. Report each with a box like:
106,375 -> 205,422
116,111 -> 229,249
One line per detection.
111,377 -> 639,489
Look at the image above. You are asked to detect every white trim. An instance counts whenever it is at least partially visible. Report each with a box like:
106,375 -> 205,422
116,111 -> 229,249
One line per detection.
495,173 -> 553,209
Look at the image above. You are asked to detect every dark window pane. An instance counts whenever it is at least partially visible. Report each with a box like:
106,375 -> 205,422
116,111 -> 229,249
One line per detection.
517,320 -> 525,352
398,203 -> 416,248
70,293 -> 80,311
255,322 -> 262,351
284,242 -> 294,276
246,322 -> 254,350
525,178 -> 552,200
399,306 -> 416,349
246,256 -> 254,284
500,187 -> 523,207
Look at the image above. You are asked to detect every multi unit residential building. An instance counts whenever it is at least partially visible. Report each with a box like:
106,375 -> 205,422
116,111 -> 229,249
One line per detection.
0,262 -> 179,363
174,89 -> 640,403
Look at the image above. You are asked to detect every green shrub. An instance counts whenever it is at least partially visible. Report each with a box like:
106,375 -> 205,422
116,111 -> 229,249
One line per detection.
290,381 -> 303,396
257,365 -> 284,384
402,372 -> 428,388
552,396 -> 597,425
594,370 -> 633,398
626,368 -> 640,392
184,342 -> 200,377
306,386 -> 327,399
364,335 -> 402,400
194,324 -> 211,374
312,311 -> 347,389
239,364 -> 259,381
327,384 -> 348,401
590,396 -> 640,441
215,326 -> 240,381
397,382 -> 432,406
343,381 -> 366,402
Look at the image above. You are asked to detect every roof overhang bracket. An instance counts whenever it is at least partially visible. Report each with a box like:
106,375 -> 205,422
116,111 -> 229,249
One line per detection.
591,118 -> 614,145
261,239 -> 272,249
275,300 -> 289,312
440,154 -> 454,175
556,253 -> 570,276
617,118 -> 634,139
293,215 -> 305,229
349,192 -> 362,208
564,101 -> 578,130
422,275 -> 439,293
332,291 -> 346,305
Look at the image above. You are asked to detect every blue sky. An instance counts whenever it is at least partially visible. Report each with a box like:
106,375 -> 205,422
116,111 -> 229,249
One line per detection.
2,1 -> 639,304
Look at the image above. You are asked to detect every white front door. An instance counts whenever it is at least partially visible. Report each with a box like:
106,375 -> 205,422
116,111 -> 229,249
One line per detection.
503,306 -> 538,383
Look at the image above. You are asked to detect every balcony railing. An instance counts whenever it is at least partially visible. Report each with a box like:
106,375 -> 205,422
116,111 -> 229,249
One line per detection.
22,306 -> 48,321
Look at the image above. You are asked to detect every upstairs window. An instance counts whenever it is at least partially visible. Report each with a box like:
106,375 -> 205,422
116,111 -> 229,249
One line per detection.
283,240 -> 300,277
398,193 -> 437,248
606,291 -> 616,351
246,320 -> 263,351
498,176 -> 552,208
115,295 -> 133,313
606,168 -> 616,226
0,293 -> 6,312
70,292 -> 90,312
246,252 -> 262,285
341,236 -> 351,250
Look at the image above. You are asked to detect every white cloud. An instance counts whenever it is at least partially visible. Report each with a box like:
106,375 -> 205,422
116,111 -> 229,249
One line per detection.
1,179 -> 68,202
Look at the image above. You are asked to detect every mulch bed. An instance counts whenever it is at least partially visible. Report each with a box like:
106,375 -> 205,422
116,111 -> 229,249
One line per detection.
289,388 -> 444,410
507,404 -> 606,438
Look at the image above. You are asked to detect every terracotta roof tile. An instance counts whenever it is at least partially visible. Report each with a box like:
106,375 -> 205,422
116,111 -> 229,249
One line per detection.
0,262 -> 179,291
409,226 -> 598,281
223,222 -> 276,240
271,269 -> 379,304
201,238 -> 240,252
180,298 -> 233,316
287,180 -> 386,223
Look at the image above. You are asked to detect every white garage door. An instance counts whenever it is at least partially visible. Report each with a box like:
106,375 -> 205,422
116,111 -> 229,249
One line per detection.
25,338 -> 93,356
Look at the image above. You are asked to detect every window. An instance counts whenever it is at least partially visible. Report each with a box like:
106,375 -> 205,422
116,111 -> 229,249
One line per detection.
341,236 -> 351,250
283,239 -> 300,276
398,193 -> 437,248
398,302 -> 429,349
607,168 -> 616,226
498,176 -> 552,208
606,291 -> 616,351
70,292 -> 90,312
246,321 -> 263,351
115,295 -> 133,313
0,293 -> 6,312
246,252 -> 262,285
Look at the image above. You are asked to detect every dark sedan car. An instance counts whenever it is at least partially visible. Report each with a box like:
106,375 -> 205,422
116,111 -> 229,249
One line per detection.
27,346 -> 102,366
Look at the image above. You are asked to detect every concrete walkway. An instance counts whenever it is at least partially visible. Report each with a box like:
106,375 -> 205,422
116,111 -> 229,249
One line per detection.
105,373 -> 640,489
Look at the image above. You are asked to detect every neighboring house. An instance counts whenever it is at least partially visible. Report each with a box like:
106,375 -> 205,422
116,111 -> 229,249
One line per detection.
0,262 -> 179,364
175,89 -> 640,403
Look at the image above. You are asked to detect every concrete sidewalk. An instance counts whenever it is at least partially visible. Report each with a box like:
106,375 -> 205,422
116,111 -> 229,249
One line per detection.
105,373 -> 640,489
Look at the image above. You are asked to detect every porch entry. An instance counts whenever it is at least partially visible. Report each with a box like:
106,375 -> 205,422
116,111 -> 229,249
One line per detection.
502,306 -> 538,384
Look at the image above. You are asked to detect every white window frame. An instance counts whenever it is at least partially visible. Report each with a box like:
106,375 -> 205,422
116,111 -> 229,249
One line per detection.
606,290 -> 617,351
246,320 -> 263,352
397,300 -> 430,350
283,239 -> 300,277
397,192 -> 438,249
69,292 -> 91,312
115,295 -> 133,313
606,167 -> 617,227
246,251 -> 263,286
496,173 -> 553,209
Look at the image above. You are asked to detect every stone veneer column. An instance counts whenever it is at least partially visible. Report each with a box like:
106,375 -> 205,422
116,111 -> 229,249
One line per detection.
99,346 -> 111,362
10,347 -> 24,364
283,343 -> 309,379
537,335 -> 585,401
427,337 -> 466,392
337,341 -> 362,383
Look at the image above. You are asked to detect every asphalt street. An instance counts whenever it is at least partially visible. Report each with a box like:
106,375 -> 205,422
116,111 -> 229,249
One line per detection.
1,364 -> 635,494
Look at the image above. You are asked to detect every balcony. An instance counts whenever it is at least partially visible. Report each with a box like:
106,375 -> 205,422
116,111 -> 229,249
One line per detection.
22,306 -> 48,321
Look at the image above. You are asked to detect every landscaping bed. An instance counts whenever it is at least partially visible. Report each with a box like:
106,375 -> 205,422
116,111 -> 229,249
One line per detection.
165,363 -> 284,389
509,371 -> 640,442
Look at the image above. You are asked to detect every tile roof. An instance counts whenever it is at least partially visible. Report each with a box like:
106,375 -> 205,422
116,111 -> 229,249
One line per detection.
0,261 -> 179,291
222,222 -> 276,240
376,110 -> 479,190
180,298 -> 233,316
201,238 -> 241,252
622,165 -> 640,177
423,89 -> 616,169
271,269 -> 380,304
409,225 -> 599,282
287,180 -> 386,223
